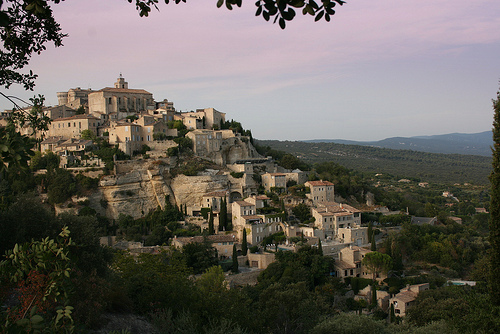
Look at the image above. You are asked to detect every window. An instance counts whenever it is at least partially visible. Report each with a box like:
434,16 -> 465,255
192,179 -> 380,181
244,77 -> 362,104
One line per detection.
68,122 -> 71,127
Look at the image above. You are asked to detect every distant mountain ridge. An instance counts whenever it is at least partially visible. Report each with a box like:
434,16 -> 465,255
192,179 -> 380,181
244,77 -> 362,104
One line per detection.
304,131 -> 493,156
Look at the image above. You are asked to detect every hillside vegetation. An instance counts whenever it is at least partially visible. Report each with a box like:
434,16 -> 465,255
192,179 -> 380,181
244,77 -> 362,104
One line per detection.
256,140 -> 492,185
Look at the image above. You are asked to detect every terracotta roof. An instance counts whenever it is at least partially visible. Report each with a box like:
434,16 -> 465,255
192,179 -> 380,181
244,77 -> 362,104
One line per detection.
254,195 -> 270,200
268,173 -> 286,176
306,180 -> 334,186
234,201 -> 254,207
92,87 -> 152,95
52,114 -> 100,122
335,260 -> 356,270
392,291 -> 417,303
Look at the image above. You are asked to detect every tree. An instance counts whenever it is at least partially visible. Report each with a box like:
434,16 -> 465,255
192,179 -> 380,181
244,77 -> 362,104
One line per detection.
361,251 -> 392,282
80,129 -> 96,141
371,233 -> 376,251
232,244 -> 239,273
241,228 -> 248,256
292,203 -> 312,223
208,209 -> 214,235
219,197 -> 228,231
490,84 -> 500,305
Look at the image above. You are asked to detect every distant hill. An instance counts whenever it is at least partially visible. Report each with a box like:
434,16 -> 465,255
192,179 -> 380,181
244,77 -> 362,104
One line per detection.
255,139 -> 492,185
304,131 -> 493,156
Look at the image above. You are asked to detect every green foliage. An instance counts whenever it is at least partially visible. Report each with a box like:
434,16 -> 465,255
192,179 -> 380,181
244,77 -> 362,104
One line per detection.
197,265 -> 227,294
278,153 -> 310,171
30,150 -> 60,171
407,286 -> 500,333
490,85 -> 500,305
0,0 -> 65,89
258,245 -> 335,290
153,132 -> 168,141
0,228 -> 75,332
80,129 -> 96,141
173,136 -> 192,152
208,210 -> 214,235
47,168 -> 76,204
0,193 -> 59,255
292,203 -> 312,223
112,250 -> 194,315
0,125 -> 35,175
183,240 -> 218,275
232,244 -> 239,273
257,139 -> 492,186
219,197 -> 228,231
310,312 -> 389,334
230,171 -> 244,178
241,228 -> 248,256
362,251 -> 392,281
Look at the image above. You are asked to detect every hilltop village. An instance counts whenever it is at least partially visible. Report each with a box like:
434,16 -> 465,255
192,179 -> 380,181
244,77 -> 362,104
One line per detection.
1,76 -> 491,332
4,77 -> 376,277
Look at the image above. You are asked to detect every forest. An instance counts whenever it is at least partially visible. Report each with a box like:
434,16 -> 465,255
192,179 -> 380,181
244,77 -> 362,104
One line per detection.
0,139 -> 498,333
255,140 -> 492,185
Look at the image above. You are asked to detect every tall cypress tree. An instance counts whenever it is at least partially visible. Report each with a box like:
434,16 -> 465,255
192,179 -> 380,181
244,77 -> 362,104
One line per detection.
219,197 -> 227,231
208,210 -> 214,235
371,233 -> 377,251
241,228 -> 248,256
490,85 -> 500,305
317,238 -> 323,256
232,243 -> 239,273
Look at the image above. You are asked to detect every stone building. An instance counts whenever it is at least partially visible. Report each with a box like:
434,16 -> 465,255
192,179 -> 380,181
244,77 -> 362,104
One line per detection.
47,114 -> 101,139
57,87 -> 92,109
305,180 -> 335,204
262,173 -> 287,192
181,107 -> 226,130
312,203 -> 362,239
88,76 -> 154,120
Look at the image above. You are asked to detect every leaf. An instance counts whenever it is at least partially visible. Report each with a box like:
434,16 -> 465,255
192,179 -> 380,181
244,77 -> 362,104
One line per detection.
279,17 -> 286,29
30,314 -> 44,324
217,0 -> 224,8
315,11 -> 324,22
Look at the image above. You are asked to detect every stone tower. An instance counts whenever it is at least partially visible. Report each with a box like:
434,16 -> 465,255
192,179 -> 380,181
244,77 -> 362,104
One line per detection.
115,74 -> 128,89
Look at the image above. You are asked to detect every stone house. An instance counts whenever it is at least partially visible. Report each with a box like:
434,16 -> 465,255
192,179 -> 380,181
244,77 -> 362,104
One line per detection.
105,116 -> 177,156
284,169 -> 308,185
261,172 -> 287,192
245,195 -> 270,209
232,200 -> 282,245
181,108 -> 226,130
170,234 -> 238,259
334,246 -> 371,279
43,105 -> 77,121
88,76 -> 154,120
312,202 -> 362,239
305,180 -> 335,204
47,114 -> 101,139
57,87 -> 92,109
390,283 -> 429,316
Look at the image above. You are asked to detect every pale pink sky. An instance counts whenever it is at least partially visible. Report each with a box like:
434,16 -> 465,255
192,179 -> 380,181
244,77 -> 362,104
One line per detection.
3,0 -> 500,141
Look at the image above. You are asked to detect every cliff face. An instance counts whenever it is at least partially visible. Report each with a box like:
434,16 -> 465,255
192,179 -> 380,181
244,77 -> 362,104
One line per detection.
92,160 -> 232,220
202,137 -> 261,165
95,162 -> 173,219
86,136 -> 262,220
